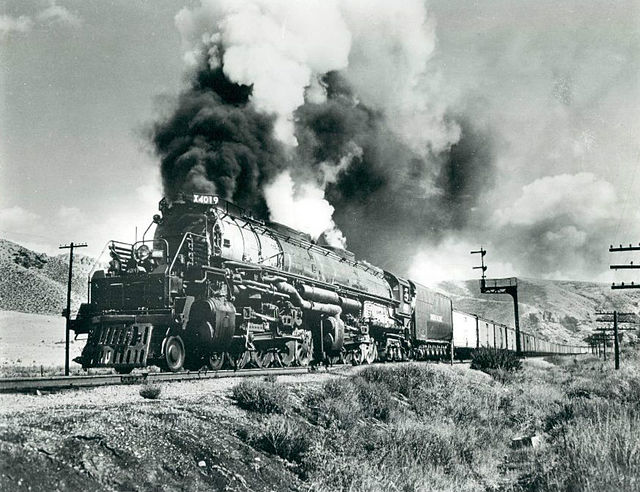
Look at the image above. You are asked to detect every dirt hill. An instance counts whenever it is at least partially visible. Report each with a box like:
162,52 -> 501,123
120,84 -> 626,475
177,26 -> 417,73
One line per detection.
0,239 -> 94,315
438,278 -> 640,344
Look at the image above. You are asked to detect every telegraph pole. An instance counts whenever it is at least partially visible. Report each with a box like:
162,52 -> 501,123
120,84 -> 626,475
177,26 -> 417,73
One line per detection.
595,311 -> 637,370
59,242 -> 87,376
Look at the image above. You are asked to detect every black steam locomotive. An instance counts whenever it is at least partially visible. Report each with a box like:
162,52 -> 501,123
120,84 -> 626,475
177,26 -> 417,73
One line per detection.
71,193 -> 454,373
71,194 -> 588,373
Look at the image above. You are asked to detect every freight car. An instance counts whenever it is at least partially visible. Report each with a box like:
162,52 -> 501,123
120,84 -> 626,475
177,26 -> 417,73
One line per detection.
70,194 -> 587,373
452,310 -> 589,360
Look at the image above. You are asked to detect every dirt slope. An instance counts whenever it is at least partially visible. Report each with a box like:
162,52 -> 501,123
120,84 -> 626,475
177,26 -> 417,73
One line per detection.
0,239 -> 93,315
0,372 -> 343,492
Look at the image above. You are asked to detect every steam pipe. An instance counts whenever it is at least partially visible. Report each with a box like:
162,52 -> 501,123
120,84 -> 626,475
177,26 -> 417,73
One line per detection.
274,281 -> 342,316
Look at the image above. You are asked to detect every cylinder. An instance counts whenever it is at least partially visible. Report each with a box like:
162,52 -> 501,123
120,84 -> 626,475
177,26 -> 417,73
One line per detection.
186,297 -> 236,352
323,316 -> 344,352
299,285 -> 340,304
339,297 -> 361,314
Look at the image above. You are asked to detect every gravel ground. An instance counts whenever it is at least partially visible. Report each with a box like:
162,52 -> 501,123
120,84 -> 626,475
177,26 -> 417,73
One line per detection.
0,369 -> 348,492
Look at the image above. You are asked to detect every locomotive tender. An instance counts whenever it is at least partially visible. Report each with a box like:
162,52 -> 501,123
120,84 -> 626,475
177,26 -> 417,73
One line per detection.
71,194 -> 587,373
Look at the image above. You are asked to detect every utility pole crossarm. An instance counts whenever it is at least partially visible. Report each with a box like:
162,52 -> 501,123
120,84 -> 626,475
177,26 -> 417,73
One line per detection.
59,242 -> 88,249
610,264 -> 640,270
610,244 -> 640,252
611,283 -> 640,289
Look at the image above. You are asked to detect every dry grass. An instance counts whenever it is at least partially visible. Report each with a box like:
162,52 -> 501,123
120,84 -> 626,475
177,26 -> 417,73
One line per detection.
231,378 -> 291,414
233,351 -> 640,491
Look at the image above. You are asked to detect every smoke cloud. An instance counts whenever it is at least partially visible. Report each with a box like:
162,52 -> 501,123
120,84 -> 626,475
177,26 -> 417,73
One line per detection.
151,0 -> 636,282
152,0 -> 492,273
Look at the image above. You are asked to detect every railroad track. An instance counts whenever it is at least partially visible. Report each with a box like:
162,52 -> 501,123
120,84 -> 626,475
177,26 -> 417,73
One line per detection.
0,366 -> 329,394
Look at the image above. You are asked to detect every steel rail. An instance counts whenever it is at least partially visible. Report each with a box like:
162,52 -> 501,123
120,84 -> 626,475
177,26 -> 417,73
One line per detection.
0,366 -> 324,393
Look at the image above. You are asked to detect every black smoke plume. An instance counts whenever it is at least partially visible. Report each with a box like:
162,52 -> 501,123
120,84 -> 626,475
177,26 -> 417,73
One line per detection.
151,57 -> 288,218
152,58 -> 495,274
295,73 -> 495,271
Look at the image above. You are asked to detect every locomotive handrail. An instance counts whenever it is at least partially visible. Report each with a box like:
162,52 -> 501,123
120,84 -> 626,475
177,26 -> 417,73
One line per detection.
86,240 -> 135,301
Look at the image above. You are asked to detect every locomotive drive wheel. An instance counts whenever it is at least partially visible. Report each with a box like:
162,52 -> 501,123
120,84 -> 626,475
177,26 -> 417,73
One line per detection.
329,353 -> 343,365
208,352 -> 226,370
281,341 -> 296,367
297,331 -> 314,366
351,346 -> 366,365
163,336 -> 185,372
231,351 -> 250,370
365,343 -> 378,364
231,350 -> 262,370
282,331 -> 314,366
259,350 -> 281,368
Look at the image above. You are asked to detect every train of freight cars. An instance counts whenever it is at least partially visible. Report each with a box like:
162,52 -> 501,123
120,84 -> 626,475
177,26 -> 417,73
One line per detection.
70,194 -> 588,373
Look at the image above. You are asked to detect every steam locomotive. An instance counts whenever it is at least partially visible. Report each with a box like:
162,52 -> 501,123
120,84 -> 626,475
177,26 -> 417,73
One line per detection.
70,194 -> 587,373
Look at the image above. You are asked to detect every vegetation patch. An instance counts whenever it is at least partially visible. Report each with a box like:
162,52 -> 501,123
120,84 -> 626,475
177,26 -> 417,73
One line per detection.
231,378 -> 291,414
471,347 -> 523,372
139,383 -> 162,400
233,352 -> 640,491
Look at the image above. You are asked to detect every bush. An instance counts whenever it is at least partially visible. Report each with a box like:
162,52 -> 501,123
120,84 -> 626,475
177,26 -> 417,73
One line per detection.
306,379 -> 362,429
231,379 -> 290,414
353,378 -> 398,422
471,348 -> 522,372
139,384 -> 162,399
522,402 -> 640,492
358,364 -> 430,398
241,415 -> 312,463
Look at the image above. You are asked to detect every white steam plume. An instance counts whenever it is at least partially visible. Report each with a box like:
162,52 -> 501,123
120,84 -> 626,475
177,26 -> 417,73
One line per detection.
175,0 -> 460,250
263,171 -> 345,247
175,0 -> 351,145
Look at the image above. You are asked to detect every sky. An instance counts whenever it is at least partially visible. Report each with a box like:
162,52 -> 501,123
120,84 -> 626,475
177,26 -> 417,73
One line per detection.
1,0 -> 639,285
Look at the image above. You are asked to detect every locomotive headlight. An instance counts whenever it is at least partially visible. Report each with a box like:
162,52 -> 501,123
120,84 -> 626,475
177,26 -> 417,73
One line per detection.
135,244 -> 151,261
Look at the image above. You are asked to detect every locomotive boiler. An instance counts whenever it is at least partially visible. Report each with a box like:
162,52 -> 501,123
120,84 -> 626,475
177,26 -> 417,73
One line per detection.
71,194 -> 453,373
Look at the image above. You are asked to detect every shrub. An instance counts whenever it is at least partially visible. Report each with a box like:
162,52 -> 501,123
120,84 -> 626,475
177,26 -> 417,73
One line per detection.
139,383 -> 162,399
240,415 -> 312,464
358,364 -> 431,398
471,348 -> 522,373
231,379 -> 290,414
305,379 -> 361,429
522,403 -> 640,492
353,378 -> 398,422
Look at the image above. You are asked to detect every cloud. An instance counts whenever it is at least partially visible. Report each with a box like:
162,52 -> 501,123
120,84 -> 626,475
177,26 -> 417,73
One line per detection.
493,173 -> 617,227
37,2 -> 82,27
136,183 -> 162,208
0,206 -> 40,228
175,0 -> 351,145
409,236 -> 516,286
0,192 -> 161,258
0,15 -> 33,37
0,2 -> 81,38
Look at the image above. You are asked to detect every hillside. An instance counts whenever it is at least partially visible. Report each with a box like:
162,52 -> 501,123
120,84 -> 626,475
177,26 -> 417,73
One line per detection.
438,278 -> 640,344
0,239 -> 94,315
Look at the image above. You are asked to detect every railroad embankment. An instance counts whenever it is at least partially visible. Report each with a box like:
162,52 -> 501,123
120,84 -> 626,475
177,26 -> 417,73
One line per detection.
1,355 -> 639,491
